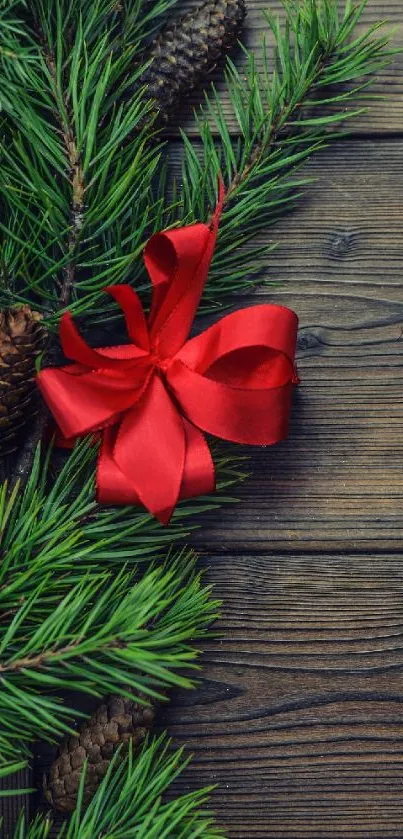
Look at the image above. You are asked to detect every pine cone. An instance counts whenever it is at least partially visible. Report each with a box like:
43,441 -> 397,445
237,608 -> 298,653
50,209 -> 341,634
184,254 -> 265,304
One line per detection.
136,0 -> 246,125
44,695 -> 156,813
0,306 -> 47,456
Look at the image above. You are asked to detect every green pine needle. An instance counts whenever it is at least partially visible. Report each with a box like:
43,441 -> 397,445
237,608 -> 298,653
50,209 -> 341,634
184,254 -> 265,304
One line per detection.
0,0 -> 394,322
0,437 -> 245,776
0,0 -> 180,324
10,737 -> 224,838
0,548 -> 220,771
173,0 -> 395,310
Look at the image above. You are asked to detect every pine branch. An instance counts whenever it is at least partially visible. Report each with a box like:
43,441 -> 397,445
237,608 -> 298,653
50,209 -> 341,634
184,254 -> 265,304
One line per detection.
223,1 -> 390,200
0,438 -> 244,776
0,0 -> 393,325
11,737 -> 224,838
6,2 -> 90,486
42,50 -> 84,307
173,0 -> 394,310
0,551 -> 219,771
0,0 -> 171,485
2,439 -> 244,588
0,0 -> 166,323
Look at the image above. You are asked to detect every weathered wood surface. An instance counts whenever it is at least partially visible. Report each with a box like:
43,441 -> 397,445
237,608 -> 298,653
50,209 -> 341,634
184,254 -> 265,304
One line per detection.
164,553 -> 403,838
165,135 -> 403,837
191,138 -> 403,552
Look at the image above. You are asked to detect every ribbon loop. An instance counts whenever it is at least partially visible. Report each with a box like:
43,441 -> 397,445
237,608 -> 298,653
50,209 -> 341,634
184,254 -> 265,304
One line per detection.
38,184 -> 299,524
146,223 -> 212,357
105,285 -> 150,352
60,313 -> 112,369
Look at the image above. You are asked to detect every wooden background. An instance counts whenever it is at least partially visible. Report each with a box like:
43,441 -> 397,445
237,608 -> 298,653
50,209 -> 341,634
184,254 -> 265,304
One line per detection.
3,1 -> 403,836
165,2 -> 403,836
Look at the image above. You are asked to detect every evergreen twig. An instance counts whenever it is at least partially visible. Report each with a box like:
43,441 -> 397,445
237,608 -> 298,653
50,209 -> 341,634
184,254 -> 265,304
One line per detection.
0,0 -> 167,323
0,0 -> 394,321
0,550 -> 219,768
176,0 -> 394,308
10,737 -> 224,838
0,438 -> 244,776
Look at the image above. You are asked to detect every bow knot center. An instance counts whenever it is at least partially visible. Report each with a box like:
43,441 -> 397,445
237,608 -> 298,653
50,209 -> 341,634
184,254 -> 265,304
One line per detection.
149,350 -> 171,374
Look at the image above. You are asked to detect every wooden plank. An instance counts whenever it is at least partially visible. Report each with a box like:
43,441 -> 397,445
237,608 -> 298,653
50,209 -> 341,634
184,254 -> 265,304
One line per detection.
0,771 -> 30,837
164,552 -> 403,838
178,137 -> 403,551
172,0 -> 403,137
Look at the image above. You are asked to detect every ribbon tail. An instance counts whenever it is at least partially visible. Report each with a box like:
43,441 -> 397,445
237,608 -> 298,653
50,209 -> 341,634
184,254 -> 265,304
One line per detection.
97,426 -> 141,507
98,374 -> 186,525
105,285 -> 149,351
59,313 -> 109,368
98,418 -> 215,515
180,420 -> 215,500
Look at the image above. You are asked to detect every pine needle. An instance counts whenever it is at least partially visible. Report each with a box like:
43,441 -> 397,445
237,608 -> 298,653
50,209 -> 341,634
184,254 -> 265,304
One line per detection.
174,0 -> 395,309
0,437 -> 244,776
11,737 -> 224,838
0,0 -> 394,320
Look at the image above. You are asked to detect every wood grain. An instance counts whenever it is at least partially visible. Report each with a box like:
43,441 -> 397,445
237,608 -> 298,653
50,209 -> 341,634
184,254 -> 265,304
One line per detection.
173,0 -> 403,136
0,772 -> 29,837
186,138 -> 403,552
163,553 -> 403,838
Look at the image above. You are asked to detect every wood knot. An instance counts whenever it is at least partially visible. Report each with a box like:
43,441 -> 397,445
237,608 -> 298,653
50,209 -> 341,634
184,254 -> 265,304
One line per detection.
328,229 -> 357,259
297,330 -> 322,352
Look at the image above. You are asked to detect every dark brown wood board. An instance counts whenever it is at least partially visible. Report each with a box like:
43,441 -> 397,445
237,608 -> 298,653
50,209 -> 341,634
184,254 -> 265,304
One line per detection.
190,138 -> 403,553
163,552 -> 403,838
3,1 -> 403,838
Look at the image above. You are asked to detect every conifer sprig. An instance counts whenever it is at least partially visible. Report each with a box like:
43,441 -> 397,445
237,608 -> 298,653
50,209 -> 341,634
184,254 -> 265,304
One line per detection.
11,738 -> 224,838
0,557 -> 219,763
0,0 -> 173,323
0,0 -> 394,322
3,440 -> 243,591
0,549 -> 220,771
0,438 -> 243,777
177,0 -> 394,308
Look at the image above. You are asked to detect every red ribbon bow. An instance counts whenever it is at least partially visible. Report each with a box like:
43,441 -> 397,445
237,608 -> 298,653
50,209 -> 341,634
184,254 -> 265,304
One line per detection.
37,182 -> 299,524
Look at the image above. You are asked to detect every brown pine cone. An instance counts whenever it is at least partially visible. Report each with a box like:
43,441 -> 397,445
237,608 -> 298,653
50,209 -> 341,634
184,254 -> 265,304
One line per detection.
43,695 -> 156,813
135,0 -> 246,125
0,305 -> 47,456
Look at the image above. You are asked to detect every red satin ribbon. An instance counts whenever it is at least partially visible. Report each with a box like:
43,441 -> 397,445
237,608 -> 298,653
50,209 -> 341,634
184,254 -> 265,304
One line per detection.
37,182 -> 299,524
